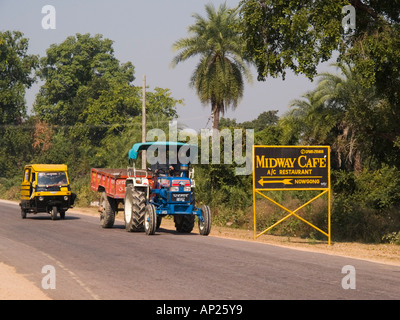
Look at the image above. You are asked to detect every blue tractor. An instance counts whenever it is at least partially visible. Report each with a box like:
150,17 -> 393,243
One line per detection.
123,141 -> 211,235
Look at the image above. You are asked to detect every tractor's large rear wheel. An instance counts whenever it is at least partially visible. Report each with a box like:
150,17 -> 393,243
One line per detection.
124,185 -> 146,232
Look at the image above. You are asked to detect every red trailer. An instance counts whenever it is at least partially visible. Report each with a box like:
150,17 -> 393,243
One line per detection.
91,168 -> 128,200
90,168 -> 153,228
90,168 -> 129,228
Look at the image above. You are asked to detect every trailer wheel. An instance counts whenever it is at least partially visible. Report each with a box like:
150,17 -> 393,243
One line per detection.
124,185 -> 145,232
174,215 -> 195,233
99,192 -> 116,228
199,205 -> 211,236
51,206 -> 59,220
144,204 -> 157,235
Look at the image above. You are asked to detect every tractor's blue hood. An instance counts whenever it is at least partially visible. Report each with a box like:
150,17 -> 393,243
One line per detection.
128,141 -> 197,161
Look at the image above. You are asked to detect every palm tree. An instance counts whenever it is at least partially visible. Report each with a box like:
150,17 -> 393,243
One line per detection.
171,3 -> 252,130
287,62 -> 380,171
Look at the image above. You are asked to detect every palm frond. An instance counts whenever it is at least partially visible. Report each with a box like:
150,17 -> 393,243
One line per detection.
170,3 -> 253,128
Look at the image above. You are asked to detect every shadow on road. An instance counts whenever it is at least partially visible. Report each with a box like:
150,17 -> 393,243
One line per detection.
23,215 -> 80,221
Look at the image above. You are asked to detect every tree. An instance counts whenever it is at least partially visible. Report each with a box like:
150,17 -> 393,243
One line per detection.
0,31 -> 38,177
284,62 -> 388,171
35,33 -> 185,148
238,0 -> 347,81
0,31 -> 38,125
171,3 -> 252,129
71,76 -> 141,145
34,33 -> 136,129
34,33 -> 144,152
146,87 -> 182,120
314,63 -> 400,170
240,110 -> 279,131
237,0 -> 400,82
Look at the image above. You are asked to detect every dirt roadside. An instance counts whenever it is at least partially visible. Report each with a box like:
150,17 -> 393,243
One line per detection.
0,263 -> 51,300
0,200 -> 50,300
1,200 -> 399,300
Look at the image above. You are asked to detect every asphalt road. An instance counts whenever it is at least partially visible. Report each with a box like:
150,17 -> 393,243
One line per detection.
1,201 -> 399,300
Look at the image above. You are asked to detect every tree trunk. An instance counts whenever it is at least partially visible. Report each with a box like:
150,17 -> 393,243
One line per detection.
212,108 -> 220,130
211,101 -> 221,130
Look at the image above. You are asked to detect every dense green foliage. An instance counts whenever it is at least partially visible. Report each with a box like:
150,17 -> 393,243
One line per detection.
0,32 -> 182,201
238,0 -> 345,80
0,31 -> 38,178
237,0 -> 400,83
0,31 -> 38,125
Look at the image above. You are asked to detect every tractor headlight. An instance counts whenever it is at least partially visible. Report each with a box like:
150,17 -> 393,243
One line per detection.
170,186 -> 179,192
39,196 -> 44,201
134,178 -> 149,186
64,196 -> 69,201
184,186 -> 191,192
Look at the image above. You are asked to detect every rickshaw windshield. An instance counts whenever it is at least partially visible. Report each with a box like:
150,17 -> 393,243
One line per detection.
37,172 -> 68,186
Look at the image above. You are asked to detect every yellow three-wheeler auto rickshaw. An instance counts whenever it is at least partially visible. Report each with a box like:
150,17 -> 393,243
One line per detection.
20,164 -> 76,220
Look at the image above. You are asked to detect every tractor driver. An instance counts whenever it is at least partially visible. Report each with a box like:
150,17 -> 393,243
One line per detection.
151,161 -> 174,176
151,149 -> 179,176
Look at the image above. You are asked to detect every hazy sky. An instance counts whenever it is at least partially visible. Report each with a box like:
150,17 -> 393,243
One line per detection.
0,0 -> 335,131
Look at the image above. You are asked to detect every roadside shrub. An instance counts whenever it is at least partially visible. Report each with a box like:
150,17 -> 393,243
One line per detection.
382,232 -> 400,245
0,176 -> 22,201
250,190 -> 329,239
331,166 -> 400,243
70,175 -> 98,207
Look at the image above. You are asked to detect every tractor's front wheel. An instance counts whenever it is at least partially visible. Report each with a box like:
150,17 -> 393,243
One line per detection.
124,185 -> 146,232
199,205 -> 211,236
144,204 -> 157,235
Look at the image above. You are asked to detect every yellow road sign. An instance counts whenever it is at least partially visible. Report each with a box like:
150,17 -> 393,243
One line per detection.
254,146 -> 329,190
252,146 -> 331,245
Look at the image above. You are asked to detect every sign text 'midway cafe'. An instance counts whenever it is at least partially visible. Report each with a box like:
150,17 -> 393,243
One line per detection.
253,146 -> 330,190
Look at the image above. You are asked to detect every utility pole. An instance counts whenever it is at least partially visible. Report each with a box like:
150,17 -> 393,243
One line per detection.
142,75 -> 146,169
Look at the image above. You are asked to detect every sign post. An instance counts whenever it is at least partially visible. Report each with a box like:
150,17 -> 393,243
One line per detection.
252,146 -> 331,245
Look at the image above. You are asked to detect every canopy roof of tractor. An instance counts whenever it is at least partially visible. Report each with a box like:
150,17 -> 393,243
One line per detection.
128,141 -> 197,161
